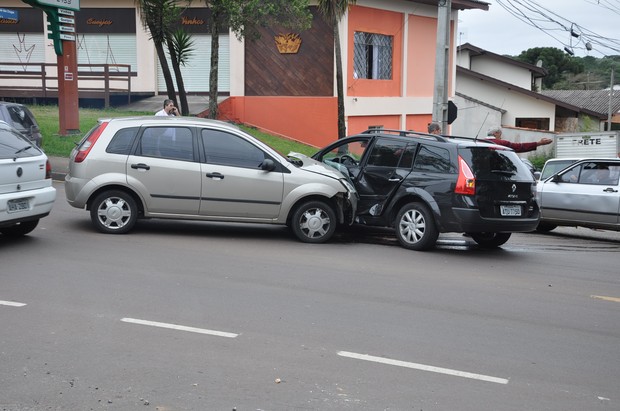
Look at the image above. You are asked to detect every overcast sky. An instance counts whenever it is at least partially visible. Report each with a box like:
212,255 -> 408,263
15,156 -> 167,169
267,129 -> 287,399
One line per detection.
457,0 -> 620,57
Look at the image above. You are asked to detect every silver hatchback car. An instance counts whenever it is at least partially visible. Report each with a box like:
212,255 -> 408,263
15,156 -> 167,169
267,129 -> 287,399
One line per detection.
65,117 -> 357,243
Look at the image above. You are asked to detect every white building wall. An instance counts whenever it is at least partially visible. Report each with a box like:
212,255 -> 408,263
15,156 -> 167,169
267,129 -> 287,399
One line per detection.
470,56 -> 532,90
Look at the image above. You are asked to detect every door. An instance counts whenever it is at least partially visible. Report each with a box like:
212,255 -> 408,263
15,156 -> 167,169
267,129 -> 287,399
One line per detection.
126,126 -> 202,215
199,128 -> 284,220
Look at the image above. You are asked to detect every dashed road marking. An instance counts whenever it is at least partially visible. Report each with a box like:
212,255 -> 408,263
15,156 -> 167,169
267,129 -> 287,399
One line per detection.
591,295 -> 620,303
337,351 -> 509,385
0,300 -> 26,307
121,318 -> 238,338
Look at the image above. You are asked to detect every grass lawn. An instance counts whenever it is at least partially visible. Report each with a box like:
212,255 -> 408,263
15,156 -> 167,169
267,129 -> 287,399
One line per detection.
29,105 -> 318,158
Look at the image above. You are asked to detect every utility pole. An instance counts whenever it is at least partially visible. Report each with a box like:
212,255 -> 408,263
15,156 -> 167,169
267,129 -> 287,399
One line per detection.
433,0 -> 451,132
608,66 -> 615,132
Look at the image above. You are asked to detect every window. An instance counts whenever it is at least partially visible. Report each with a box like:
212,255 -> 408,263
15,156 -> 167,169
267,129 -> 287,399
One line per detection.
139,127 -> 194,161
201,129 -> 266,168
107,127 -> 139,155
353,32 -> 393,80
413,145 -> 453,173
367,139 -> 407,168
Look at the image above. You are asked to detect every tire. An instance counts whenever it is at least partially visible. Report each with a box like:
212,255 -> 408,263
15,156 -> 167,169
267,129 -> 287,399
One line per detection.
90,190 -> 138,234
536,222 -> 557,233
469,232 -> 512,248
395,202 -> 438,251
291,200 -> 337,243
0,220 -> 39,237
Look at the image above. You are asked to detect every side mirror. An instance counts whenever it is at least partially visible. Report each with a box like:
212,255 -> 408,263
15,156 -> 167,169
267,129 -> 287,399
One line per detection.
533,171 -> 541,180
260,159 -> 276,171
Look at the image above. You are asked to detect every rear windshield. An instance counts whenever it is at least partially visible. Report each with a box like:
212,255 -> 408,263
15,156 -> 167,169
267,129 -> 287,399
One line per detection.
0,125 -> 40,159
459,147 -> 533,181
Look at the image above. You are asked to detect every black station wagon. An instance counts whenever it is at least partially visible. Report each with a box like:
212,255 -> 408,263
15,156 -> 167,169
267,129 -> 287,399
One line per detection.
312,129 -> 540,250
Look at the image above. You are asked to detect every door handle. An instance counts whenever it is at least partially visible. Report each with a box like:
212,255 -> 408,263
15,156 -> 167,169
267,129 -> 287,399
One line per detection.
603,187 -> 618,193
206,172 -> 224,180
131,163 -> 150,170
388,177 -> 402,182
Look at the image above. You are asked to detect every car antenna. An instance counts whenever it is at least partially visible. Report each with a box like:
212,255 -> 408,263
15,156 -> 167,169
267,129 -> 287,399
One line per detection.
474,112 -> 490,141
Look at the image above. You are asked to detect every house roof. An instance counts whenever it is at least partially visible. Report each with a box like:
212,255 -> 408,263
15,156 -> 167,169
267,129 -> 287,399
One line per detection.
457,66 -> 607,119
408,0 -> 489,10
540,89 -> 620,116
458,43 -> 548,78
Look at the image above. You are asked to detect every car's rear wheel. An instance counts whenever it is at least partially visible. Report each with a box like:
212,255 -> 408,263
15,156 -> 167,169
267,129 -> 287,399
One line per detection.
0,220 -> 39,237
469,232 -> 511,248
395,202 -> 438,251
291,200 -> 337,243
90,190 -> 138,234
536,222 -> 557,232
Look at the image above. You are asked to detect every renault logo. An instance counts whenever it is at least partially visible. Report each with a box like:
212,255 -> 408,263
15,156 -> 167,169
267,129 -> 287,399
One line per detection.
511,184 -> 516,192
16,167 -> 23,177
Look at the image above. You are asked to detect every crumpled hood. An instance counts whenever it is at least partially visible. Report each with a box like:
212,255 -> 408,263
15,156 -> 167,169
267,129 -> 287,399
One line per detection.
287,152 -> 347,179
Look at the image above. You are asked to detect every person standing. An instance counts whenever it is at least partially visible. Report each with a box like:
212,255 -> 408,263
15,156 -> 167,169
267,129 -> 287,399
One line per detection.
155,99 -> 178,116
427,122 -> 442,135
485,126 -> 552,153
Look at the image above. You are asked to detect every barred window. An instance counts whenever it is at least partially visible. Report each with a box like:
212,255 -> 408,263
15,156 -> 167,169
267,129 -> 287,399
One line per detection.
353,32 -> 393,80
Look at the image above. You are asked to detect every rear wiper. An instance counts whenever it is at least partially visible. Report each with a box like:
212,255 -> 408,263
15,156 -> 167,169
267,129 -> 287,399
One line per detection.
14,145 -> 33,155
491,170 -> 516,175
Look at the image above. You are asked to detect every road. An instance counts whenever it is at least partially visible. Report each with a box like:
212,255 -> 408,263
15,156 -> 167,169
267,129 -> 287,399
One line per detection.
1,182 -> 619,410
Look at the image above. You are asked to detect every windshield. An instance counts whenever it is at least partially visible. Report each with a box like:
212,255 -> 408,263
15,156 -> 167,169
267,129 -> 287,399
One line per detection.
459,147 -> 534,181
0,126 -> 40,159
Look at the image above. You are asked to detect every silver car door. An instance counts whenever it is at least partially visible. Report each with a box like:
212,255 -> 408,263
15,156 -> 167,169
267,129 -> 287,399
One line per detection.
199,128 -> 284,220
126,126 -> 202,215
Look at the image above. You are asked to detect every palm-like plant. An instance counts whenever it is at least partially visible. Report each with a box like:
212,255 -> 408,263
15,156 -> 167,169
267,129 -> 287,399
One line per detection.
318,0 -> 356,139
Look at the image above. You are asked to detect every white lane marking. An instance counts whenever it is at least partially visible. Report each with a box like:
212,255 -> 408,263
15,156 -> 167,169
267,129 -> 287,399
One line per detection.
0,300 -> 27,307
121,318 -> 238,338
337,351 -> 509,385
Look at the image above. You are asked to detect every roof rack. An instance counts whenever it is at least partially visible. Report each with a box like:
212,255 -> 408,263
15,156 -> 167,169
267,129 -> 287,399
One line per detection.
360,128 -> 451,142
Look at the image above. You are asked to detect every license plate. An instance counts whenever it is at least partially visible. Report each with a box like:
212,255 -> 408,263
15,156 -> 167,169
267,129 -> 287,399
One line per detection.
7,198 -> 29,213
500,205 -> 521,216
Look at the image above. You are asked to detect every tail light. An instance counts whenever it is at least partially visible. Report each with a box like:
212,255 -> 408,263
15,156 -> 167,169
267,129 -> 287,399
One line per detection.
455,156 -> 476,195
45,159 -> 52,179
74,121 -> 109,163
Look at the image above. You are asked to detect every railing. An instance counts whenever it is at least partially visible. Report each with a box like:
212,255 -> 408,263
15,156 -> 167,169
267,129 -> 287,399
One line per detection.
0,62 -> 134,108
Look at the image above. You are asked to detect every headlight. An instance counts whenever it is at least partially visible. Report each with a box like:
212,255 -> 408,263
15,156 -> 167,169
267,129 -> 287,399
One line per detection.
339,178 -> 356,194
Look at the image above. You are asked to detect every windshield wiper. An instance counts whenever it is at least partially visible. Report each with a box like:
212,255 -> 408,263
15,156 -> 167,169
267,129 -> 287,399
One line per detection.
491,170 -> 516,175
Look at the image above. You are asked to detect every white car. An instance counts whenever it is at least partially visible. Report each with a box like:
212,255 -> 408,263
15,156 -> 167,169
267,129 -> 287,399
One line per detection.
536,158 -> 620,232
0,121 -> 56,237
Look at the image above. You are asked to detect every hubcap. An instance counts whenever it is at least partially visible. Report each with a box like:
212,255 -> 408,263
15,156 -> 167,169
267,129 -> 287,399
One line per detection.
299,208 -> 330,238
399,209 -> 425,244
98,197 -> 131,229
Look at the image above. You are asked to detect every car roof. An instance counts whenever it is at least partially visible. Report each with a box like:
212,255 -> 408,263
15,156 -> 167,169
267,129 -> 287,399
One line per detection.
101,116 -> 242,131
348,129 -> 511,149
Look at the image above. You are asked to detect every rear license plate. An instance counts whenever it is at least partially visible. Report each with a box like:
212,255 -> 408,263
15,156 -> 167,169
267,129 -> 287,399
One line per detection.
500,205 -> 521,216
7,198 -> 29,213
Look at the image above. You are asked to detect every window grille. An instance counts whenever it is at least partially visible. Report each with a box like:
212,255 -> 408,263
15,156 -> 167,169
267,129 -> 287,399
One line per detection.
353,32 -> 393,80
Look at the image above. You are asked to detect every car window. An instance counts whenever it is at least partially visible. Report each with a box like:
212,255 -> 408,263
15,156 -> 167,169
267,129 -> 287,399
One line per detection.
139,127 -> 194,161
321,139 -> 369,163
541,159 -> 579,180
367,138 -> 408,168
577,162 -> 620,185
106,127 -> 140,155
6,105 -> 36,131
413,144 -> 454,173
460,147 -> 533,180
201,129 -> 266,168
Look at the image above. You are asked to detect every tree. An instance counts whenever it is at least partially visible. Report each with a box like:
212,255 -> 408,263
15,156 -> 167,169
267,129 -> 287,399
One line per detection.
136,0 -> 194,115
318,0 -> 356,139
204,0 -> 312,119
516,47 -> 584,89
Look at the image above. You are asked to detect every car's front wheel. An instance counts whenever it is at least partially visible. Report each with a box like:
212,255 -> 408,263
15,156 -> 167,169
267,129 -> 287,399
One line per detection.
469,232 -> 511,248
0,220 -> 39,237
395,202 -> 438,251
291,200 -> 337,243
90,190 -> 138,234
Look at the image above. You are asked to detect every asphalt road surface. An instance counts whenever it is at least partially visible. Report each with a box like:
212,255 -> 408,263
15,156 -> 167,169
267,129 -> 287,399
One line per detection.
1,182 -> 619,410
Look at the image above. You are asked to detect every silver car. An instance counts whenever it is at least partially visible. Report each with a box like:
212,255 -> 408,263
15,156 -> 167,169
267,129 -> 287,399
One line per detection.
536,158 -> 620,232
65,117 -> 357,243
0,121 -> 56,237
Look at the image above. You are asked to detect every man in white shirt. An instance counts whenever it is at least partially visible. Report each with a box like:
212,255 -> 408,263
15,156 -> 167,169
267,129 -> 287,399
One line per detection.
155,99 -> 178,116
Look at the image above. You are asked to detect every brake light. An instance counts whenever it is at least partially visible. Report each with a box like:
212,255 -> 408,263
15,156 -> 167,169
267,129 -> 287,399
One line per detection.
74,121 -> 109,163
455,156 -> 476,195
45,159 -> 52,179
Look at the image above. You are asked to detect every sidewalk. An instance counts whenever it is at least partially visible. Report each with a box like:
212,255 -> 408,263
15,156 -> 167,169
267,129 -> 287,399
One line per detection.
49,156 -> 70,181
